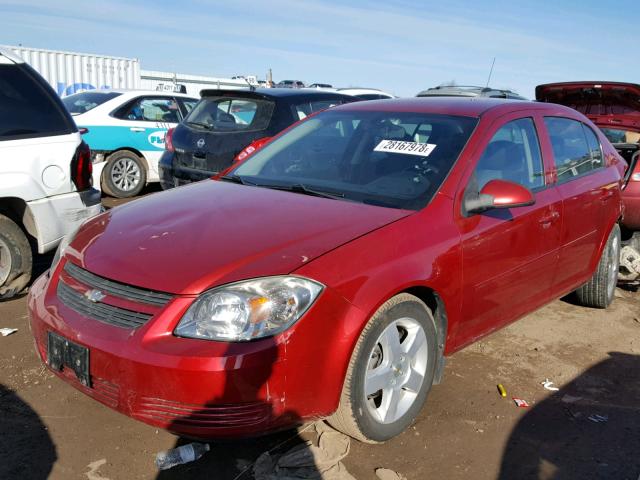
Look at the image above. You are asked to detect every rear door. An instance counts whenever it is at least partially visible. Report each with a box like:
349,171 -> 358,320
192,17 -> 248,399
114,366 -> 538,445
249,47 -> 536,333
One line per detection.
543,116 -> 617,292
456,113 -> 563,343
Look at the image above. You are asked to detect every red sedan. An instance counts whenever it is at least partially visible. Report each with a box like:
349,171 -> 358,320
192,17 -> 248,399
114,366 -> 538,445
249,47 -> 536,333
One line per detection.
28,97 -> 625,443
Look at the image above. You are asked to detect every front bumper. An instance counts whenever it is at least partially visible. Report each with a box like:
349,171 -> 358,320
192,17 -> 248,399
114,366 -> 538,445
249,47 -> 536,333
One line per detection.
27,264 -> 362,439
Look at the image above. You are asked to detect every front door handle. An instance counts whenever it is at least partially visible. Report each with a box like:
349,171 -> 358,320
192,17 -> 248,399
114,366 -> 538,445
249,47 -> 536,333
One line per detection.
538,211 -> 560,225
130,127 -> 145,132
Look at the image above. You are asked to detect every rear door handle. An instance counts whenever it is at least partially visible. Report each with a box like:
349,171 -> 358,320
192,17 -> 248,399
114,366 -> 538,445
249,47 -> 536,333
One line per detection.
130,127 -> 145,132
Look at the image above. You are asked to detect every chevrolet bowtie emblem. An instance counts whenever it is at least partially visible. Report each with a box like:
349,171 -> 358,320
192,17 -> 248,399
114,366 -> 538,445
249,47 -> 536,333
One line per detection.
84,289 -> 106,303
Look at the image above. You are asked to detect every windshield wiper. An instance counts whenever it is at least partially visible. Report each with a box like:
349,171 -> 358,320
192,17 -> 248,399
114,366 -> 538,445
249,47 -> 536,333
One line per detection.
267,183 -> 345,200
219,174 -> 257,186
186,121 -> 212,130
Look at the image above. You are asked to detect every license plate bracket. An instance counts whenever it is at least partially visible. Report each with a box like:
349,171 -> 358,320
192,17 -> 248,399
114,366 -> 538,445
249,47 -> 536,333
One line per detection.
47,331 -> 91,387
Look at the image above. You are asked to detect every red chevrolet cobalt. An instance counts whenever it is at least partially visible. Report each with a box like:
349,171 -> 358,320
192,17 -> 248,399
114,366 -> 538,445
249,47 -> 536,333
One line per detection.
28,98 -> 625,443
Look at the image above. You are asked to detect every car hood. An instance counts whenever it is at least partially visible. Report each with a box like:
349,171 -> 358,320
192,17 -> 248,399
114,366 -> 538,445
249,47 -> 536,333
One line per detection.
69,180 -> 412,294
535,82 -> 640,133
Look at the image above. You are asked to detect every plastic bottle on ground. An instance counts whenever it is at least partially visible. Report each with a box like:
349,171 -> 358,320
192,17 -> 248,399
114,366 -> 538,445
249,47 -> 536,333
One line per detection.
155,442 -> 210,470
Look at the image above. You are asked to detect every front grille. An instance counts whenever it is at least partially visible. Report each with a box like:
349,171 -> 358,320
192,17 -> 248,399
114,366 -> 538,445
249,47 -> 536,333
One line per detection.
64,262 -> 173,306
57,280 -> 152,329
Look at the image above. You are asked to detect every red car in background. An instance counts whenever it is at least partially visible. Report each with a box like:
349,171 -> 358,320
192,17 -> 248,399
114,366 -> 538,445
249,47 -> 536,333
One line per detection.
536,82 -> 640,239
28,97 -> 624,443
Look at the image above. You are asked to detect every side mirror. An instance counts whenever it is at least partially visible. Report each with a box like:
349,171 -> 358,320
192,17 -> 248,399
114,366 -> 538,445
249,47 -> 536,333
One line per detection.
465,179 -> 535,214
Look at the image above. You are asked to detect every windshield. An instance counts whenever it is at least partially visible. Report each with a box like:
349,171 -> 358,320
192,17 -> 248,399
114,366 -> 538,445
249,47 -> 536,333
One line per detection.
185,96 -> 275,131
601,128 -> 640,144
231,110 -> 477,210
62,91 -> 121,115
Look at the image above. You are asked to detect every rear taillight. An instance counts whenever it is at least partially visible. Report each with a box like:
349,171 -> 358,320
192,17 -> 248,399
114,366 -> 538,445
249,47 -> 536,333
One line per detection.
234,137 -> 271,162
165,128 -> 175,152
71,141 -> 92,191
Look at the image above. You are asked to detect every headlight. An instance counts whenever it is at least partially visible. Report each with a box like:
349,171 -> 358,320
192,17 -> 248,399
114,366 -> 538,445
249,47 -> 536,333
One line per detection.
175,276 -> 323,341
50,223 -> 82,274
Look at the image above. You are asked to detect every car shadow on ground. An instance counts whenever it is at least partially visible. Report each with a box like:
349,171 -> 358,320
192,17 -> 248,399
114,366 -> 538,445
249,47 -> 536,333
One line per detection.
155,338 -> 320,480
498,352 -> 640,479
0,384 -> 57,479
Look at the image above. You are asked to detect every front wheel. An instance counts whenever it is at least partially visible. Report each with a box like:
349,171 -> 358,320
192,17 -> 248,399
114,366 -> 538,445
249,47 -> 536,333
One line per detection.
328,293 -> 437,443
575,223 -> 621,309
102,151 -> 147,198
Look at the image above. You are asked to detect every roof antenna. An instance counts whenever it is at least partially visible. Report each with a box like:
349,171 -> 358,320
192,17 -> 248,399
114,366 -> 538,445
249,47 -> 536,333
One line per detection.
484,57 -> 496,89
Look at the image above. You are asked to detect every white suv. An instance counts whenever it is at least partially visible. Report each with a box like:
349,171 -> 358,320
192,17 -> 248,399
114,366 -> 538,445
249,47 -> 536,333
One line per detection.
0,47 -> 102,298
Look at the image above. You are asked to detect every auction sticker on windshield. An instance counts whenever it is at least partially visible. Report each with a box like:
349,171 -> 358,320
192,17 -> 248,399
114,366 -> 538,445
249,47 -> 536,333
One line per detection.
374,140 -> 437,157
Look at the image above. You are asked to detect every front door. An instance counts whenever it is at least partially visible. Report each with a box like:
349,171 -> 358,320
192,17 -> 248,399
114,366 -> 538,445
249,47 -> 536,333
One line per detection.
455,115 -> 562,347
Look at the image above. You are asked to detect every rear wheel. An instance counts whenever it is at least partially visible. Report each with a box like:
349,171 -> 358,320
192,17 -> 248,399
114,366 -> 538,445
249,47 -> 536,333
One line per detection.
328,293 -> 437,443
575,223 -> 620,309
0,214 -> 32,299
102,151 -> 146,198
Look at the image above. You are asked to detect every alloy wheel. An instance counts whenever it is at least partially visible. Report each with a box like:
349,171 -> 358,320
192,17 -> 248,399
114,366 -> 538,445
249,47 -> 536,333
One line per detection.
111,157 -> 141,192
364,318 -> 428,424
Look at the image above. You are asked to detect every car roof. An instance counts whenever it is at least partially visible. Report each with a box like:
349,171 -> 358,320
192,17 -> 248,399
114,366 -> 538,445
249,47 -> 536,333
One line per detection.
66,88 -> 197,98
331,96 -> 556,117
417,85 -> 527,100
199,88 -> 353,100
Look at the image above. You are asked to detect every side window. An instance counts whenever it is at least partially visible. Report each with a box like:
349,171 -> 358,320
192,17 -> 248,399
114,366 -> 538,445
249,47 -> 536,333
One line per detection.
0,64 -> 74,140
116,97 -> 180,123
474,118 -> 545,190
544,117 -> 595,183
292,99 -> 343,120
582,124 -> 604,169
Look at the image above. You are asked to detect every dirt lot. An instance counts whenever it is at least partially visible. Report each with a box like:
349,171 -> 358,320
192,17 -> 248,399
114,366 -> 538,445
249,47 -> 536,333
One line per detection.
1,189 -> 639,480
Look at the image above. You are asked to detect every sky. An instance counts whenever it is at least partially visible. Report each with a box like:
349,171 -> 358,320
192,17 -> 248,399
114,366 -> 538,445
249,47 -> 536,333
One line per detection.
1,0 -> 639,98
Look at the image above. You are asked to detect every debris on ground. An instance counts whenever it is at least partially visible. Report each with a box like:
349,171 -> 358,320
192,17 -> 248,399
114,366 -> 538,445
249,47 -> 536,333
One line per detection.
0,328 -> 17,337
512,398 -> 529,408
541,378 -> 560,391
85,458 -> 109,480
497,384 -> 507,397
155,442 -> 210,470
618,246 -> 640,282
254,421 -> 355,479
375,467 -> 408,480
588,414 -> 609,423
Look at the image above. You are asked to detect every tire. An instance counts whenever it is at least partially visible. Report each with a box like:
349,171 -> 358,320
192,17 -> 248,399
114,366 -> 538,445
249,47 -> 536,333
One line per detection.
328,293 -> 438,443
0,214 -> 33,299
102,151 -> 147,198
575,223 -> 621,309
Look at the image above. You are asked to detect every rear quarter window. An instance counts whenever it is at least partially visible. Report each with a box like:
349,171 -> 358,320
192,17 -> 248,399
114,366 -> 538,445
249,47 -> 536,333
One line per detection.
0,64 -> 75,141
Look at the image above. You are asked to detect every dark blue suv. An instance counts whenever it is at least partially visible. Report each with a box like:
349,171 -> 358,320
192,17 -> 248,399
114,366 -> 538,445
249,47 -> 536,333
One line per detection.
159,89 -> 355,188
